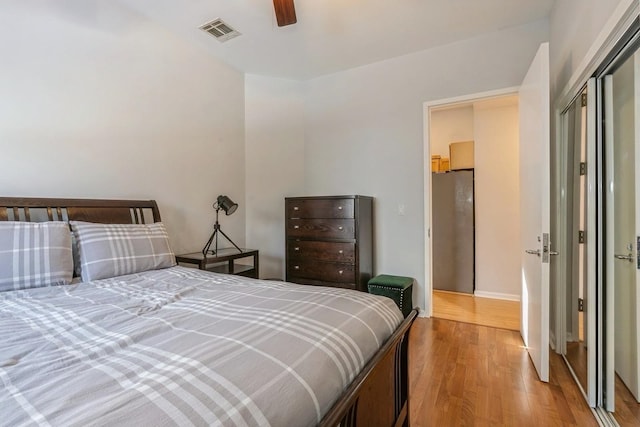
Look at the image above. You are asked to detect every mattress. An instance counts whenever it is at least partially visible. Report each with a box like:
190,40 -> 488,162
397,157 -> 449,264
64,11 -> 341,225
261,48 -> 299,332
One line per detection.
0,266 -> 403,426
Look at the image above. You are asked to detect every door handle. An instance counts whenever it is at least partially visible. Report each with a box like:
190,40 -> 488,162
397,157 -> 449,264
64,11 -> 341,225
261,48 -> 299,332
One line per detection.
525,249 -> 541,256
549,251 -> 559,256
614,253 -> 634,262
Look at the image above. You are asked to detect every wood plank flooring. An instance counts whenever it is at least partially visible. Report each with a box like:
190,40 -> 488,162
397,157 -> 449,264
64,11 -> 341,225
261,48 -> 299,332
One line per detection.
409,317 -> 598,426
565,341 -> 588,396
433,290 -> 520,331
615,374 -> 640,426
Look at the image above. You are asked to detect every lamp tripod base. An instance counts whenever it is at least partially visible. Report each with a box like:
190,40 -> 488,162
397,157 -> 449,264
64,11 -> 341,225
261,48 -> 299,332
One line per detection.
202,223 -> 242,256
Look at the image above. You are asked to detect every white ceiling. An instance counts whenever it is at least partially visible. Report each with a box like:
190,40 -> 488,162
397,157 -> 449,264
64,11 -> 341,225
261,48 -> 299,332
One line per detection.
118,0 -> 554,80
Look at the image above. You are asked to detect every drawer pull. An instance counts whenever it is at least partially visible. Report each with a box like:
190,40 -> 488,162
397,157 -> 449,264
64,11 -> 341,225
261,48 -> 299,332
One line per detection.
338,250 -> 343,254
293,206 -> 299,211
294,247 -> 300,251
338,206 -> 343,210
338,226 -> 344,231
294,265 -> 300,270
294,225 -> 300,229
338,270 -> 344,275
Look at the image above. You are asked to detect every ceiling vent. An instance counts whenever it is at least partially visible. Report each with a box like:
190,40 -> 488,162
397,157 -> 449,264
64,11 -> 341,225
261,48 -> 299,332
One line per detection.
199,19 -> 240,42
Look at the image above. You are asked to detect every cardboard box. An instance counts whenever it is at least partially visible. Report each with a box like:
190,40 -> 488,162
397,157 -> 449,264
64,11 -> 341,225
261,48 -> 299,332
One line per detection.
440,157 -> 450,172
449,141 -> 474,170
431,155 -> 441,172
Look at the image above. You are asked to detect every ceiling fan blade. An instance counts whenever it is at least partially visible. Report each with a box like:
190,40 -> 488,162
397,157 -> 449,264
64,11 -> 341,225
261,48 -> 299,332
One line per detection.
273,0 -> 297,27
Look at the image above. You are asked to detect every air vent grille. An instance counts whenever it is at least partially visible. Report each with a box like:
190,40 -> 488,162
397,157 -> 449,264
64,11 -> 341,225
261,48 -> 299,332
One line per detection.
199,19 -> 240,42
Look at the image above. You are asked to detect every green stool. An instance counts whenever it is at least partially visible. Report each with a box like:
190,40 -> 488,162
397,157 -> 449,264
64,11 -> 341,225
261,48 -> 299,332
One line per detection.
367,274 -> 413,317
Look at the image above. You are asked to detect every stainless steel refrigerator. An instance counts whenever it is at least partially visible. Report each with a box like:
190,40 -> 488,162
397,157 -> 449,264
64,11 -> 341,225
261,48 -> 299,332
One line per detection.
432,170 -> 475,294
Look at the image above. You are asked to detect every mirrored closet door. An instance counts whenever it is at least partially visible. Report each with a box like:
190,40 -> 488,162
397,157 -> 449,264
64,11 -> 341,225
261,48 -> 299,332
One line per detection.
562,87 -> 590,398
602,40 -> 640,421
558,16 -> 640,424
559,80 -> 597,407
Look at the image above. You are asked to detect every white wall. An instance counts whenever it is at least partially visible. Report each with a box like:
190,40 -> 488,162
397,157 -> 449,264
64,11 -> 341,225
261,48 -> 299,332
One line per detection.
303,20 -> 549,311
550,0 -> 626,99
429,107 -> 474,159
473,98 -> 521,299
245,75 -> 305,279
0,1 -> 246,254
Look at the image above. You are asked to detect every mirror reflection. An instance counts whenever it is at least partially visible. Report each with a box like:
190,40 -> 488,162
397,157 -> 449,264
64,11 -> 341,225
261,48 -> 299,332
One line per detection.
563,88 -> 589,394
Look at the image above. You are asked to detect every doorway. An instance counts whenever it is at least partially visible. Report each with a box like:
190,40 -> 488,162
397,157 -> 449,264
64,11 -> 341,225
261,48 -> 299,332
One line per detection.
425,92 -> 521,331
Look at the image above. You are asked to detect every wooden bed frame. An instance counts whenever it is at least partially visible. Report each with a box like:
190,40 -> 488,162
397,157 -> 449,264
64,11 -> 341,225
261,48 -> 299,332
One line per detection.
0,197 -> 417,427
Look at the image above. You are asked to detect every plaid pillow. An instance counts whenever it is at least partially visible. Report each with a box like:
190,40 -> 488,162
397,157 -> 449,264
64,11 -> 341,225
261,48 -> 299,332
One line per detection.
70,221 -> 176,282
0,221 -> 73,291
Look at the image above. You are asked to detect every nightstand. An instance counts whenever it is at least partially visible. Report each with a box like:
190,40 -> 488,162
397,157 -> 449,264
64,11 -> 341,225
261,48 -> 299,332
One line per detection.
176,248 -> 259,278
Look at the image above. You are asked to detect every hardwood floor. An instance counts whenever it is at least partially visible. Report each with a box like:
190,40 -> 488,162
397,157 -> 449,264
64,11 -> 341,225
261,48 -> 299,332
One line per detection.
615,374 -> 640,426
409,317 -> 598,426
565,341 -> 588,396
433,290 -> 520,331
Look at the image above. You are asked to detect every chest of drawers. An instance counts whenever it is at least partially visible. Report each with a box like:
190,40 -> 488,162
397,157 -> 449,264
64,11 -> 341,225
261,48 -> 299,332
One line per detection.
285,195 -> 373,291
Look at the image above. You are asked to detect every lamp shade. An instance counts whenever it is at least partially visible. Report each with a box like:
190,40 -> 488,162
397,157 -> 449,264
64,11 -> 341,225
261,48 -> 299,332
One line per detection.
217,195 -> 238,215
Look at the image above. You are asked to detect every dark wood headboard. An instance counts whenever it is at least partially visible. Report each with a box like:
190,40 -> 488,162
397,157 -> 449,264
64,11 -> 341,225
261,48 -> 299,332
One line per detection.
0,197 -> 161,224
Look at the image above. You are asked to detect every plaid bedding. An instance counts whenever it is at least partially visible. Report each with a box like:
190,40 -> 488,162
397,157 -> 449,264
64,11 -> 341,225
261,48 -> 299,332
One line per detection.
0,221 -> 73,291
0,266 -> 403,427
70,221 -> 176,282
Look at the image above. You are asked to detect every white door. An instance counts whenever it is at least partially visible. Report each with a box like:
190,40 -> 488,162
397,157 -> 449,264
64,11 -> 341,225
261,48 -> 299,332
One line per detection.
604,49 -> 640,408
519,42 -> 551,382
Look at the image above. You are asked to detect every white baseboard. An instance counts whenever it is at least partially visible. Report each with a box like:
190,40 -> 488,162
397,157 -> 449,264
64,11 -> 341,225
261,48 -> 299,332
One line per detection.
473,290 -> 520,302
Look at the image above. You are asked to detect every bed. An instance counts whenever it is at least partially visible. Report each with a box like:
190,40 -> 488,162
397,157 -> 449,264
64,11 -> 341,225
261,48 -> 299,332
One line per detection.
0,197 -> 417,427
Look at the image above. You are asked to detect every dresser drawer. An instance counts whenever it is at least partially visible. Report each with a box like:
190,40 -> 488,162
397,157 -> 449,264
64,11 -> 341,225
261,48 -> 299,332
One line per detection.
286,198 -> 354,219
287,219 -> 355,239
288,277 -> 357,290
288,241 -> 355,263
287,261 -> 355,283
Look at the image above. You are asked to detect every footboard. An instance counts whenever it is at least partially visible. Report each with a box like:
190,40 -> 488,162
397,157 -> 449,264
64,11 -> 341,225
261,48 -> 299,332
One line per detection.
319,308 -> 418,427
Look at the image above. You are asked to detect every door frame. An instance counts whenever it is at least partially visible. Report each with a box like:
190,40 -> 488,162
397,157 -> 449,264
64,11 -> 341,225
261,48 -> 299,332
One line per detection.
422,86 -> 519,318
